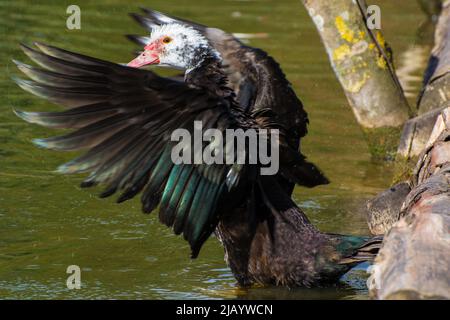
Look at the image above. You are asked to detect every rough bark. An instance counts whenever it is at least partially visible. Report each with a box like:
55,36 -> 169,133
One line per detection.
417,0 -> 450,114
302,0 -> 411,158
368,108 -> 450,234
397,107 -> 447,159
396,1 -> 449,160
368,107 -> 450,300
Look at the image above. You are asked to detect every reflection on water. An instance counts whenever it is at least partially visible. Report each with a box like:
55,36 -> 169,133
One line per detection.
0,0 -> 428,299
396,45 -> 430,99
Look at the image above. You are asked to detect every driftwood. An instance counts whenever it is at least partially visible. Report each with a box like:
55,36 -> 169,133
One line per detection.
397,107 -> 447,159
417,0 -> 450,115
367,4 -> 450,297
397,1 -> 450,159
301,0 -> 411,158
368,107 -> 450,299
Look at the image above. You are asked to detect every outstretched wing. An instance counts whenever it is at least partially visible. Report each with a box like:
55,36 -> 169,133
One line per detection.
128,8 -> 329,189
128,8 -> 310,147
13,43 -> 244,257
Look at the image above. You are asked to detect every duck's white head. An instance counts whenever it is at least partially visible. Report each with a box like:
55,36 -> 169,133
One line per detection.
127,24 -> 219,70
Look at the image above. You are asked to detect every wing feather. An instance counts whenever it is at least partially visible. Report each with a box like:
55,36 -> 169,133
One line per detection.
129,8 -> 329,188
13,43 -> 243,256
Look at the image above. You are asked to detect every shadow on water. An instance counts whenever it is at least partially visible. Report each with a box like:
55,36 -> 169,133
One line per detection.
0,0 -> 428,299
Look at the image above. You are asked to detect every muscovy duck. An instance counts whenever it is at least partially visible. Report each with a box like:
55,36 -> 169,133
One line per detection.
13,8 -> 382,287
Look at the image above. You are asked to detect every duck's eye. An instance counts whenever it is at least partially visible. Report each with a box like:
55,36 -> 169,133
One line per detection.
162,36 -> 172,44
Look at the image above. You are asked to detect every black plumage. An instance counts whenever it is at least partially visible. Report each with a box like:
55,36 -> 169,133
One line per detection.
13,9 -> 383,287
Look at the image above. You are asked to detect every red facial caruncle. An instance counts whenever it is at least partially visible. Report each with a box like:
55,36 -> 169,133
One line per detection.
127,36 -> 172,68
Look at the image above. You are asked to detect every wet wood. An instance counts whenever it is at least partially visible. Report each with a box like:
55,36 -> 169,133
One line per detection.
417,0 -> 450,114
397,107 -> 446,159
396,1 -> 449,159
369,107 -> 450,299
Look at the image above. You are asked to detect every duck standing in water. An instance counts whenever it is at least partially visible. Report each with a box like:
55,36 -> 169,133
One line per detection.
13,8 -> 382,287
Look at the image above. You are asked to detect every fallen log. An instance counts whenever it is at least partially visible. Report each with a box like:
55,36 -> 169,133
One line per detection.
368,109 -> 450,234
301,0 -> 411,159
397,106 -> 447,159
368,107 -> 450,299
396,0 -> 450,160
417,0 -> 450,115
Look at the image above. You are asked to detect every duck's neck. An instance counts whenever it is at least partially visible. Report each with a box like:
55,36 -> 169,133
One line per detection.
184,54 -> 234,99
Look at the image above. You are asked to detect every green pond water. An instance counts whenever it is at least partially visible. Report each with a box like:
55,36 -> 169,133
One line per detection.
0,0 -> 431,299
